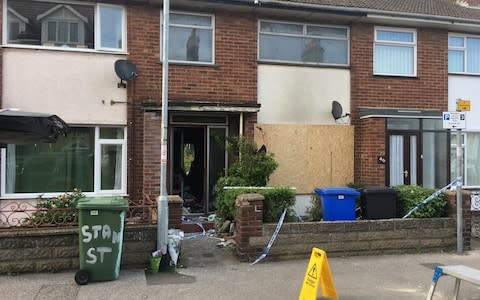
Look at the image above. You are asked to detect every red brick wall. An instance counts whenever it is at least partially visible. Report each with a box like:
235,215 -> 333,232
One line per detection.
350,23 -> 448,185
358,118 -> 386,186
235,193 -> 264,260
126,4 -> 258,202
126,5 -> 257,103
143,111 -> 162,199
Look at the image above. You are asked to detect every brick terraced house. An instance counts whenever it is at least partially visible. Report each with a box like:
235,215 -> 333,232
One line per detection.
2,0 -> 480,220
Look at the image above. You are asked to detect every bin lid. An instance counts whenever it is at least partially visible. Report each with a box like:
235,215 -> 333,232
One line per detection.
76,197 -> 128,210
314,187 -> 360,196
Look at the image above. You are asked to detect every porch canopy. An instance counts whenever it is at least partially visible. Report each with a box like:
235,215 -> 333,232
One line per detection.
0,109 -> 69,146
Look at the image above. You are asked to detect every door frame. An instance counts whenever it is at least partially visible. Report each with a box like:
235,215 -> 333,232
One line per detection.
168,113 -> 229,214
386,130 -> 422,186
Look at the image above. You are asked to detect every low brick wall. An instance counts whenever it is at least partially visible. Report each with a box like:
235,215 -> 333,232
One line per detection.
0,195 -> 182,274
0,225 -> 157,274
234,194 -> 458,261
251,218 -> 456,260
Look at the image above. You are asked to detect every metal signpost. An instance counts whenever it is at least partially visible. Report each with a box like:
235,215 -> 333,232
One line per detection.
157,0 -> 170,256
443,106 -> 467,254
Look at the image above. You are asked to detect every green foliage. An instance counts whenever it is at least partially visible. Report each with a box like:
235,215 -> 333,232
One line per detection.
347,182 -> 367,190
214,136 -> 280,221
222,187 -> 295,222
25,189 -> 85,226
394,185 -> 448,218
306,193 -> 322,221
215,176 -> 248,221
226,137 -> 278,186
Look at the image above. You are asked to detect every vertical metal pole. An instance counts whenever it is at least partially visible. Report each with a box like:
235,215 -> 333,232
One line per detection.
456,129 -> 463,254
157,0 -> 170,255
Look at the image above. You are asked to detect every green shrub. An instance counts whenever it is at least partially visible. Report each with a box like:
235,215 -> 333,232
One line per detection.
347,182 -> 367,190
221,187 -> 295,223
394,185 -> 448,218
306,193 -> 322,221
226,137 -> 278,186
215,176 -> 248,221
25,189 -> 85,226
214,136 -> 280,221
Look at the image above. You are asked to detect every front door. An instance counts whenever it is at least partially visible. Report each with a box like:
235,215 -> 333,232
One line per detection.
388,133 -> 421,185
171,126 -> 227,213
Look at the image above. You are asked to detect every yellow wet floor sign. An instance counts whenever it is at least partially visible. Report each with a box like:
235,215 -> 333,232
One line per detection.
299,248 -> 338,300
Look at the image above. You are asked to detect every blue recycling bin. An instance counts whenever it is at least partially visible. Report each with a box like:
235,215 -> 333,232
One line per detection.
314,187 -> 360,221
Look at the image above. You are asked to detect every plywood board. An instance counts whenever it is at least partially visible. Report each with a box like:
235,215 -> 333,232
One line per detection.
255,124 -> 354,194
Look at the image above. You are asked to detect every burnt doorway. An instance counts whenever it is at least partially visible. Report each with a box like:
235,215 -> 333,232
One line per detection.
171,125 -> 227,214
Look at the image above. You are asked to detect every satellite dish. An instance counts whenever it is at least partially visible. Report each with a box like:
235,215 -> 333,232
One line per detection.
331,101 -> 350,120
114,60 -> 138,88
332,101 -> 343,120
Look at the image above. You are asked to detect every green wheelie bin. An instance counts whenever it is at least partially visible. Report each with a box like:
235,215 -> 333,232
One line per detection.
75,197 -> 128,285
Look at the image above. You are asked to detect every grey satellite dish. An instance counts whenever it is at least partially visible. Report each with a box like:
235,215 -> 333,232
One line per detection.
114,60 -> 138,88
331,101 -> 350,120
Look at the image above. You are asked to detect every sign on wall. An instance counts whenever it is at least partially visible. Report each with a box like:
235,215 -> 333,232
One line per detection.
472,193 -> 480,211
456,99 -> 471,112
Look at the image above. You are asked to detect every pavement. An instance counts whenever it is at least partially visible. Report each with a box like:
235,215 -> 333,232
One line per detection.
1,237 -> 480,300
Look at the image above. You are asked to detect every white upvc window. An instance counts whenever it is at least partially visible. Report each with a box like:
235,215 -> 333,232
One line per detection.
3,0 -> 126,53
161,11 -> 215,64
258,19 -> 349,66
374,27 -> 417,76
96,3 -> 126,52
448,33 -> 480,74
451,132 -> 480,188
1,126 -> 127,199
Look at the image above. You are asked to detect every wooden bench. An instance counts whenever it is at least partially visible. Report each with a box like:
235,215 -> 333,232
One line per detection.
426,265 -> 480,300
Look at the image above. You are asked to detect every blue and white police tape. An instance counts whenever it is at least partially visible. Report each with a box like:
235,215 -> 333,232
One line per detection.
402,177 -> 461,219
251,208 -> 288,265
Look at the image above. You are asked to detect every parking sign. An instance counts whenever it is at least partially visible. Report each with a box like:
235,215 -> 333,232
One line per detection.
443,112 -> 466,129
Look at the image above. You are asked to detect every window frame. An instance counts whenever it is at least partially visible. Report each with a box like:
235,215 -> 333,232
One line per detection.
160,10 -> 215,65
95,3 -> 127,52
373,26 -> 417,77
45,20 -> 79,45
448,33 -> 480,75
2,0 -> 127,53
257,19 -> 350,66
0,126 -> 127,199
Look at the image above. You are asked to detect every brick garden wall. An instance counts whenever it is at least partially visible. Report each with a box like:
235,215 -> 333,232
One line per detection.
235,193 -> 469,261
0,225 -> 157,274
0,196 -> 182,274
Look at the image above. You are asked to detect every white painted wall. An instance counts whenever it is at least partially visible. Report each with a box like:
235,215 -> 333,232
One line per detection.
3,49 -> 127,125
258,65 -> 350,124
449,75 -> 480,131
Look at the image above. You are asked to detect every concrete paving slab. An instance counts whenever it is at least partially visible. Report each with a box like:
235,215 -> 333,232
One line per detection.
1,237 -> 480,300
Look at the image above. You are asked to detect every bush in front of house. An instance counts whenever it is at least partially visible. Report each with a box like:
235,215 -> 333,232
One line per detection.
214,136 -> 280,221
225,136 -> 278,186
394,185 -> 448,218
25,189 -> 85,226
221,187 -> 296,223
306,193 -> 322,221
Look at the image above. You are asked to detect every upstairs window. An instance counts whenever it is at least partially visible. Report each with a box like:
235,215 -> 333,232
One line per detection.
162,11 -> 214,63
4,0 -> 126,52
448,34 -> 480,74
374,27 -> 416,76
259,20 -> 349,66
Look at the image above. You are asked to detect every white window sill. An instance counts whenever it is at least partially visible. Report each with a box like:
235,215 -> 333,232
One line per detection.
2,44 -> 128,55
